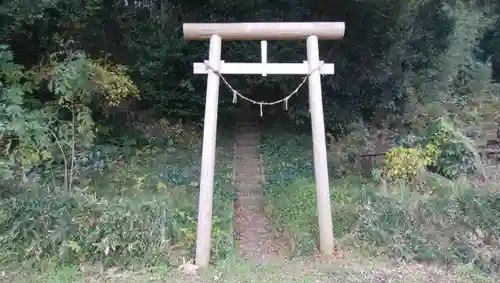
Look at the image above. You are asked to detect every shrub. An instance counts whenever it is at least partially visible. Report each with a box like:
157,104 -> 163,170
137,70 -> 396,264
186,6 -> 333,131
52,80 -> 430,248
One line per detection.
421,118 -> 481,180
381,117 -> 484,184
381,146 -> 432,184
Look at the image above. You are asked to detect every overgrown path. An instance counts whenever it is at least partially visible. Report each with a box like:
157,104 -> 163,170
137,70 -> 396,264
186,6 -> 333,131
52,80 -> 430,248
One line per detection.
232,113 -> 287,261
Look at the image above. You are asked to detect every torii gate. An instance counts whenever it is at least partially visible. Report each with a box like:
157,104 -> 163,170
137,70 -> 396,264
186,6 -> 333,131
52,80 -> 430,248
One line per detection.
183,22 -> 346,267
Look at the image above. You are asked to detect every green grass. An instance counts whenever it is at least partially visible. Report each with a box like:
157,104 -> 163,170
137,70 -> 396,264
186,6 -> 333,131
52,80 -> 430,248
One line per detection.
4,125 -> 500,282
92,132 -> 236,260
3,254 -> 495,283
261,129 -> 500,276
260,130 -> 321,255
104,132 -> 236,261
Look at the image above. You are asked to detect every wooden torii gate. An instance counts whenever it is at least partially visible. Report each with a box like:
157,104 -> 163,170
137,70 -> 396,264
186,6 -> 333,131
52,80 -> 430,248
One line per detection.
183,22 -> 346,267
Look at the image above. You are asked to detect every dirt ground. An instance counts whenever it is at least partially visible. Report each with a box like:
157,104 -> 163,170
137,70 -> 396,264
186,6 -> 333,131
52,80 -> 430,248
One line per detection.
3,253 -> 495,283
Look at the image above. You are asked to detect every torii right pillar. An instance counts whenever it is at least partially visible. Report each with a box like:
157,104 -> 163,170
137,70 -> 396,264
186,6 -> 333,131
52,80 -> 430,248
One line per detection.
306,34 -> 334,254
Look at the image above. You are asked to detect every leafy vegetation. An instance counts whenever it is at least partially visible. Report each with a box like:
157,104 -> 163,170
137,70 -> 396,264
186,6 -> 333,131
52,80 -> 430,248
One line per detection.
262,130 -> 500,274
0,40 -> 234,268
0,137 -> 234,268
2,0 -> 500,280
0,130 -> 234,267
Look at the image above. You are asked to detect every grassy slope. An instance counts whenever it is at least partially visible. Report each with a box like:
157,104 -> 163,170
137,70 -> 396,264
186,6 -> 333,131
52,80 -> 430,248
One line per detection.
260,127 -> 500,280
90,130 -> 236,261
0,125 -> 235,275
260,130 -> 317,254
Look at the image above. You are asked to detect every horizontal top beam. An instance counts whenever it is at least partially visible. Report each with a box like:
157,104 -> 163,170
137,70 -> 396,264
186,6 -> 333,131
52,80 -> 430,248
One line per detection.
183,22 -> 345,41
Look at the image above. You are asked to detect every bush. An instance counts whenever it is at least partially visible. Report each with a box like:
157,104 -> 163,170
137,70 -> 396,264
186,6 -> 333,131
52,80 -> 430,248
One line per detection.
420,118 -> 481,180
381,146 -> 432,184
0,185 -> 228,268
379,118 -> 485,184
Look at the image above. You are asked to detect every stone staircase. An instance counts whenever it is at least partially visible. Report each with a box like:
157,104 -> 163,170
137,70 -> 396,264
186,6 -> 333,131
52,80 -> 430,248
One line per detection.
233,117 -> 283,261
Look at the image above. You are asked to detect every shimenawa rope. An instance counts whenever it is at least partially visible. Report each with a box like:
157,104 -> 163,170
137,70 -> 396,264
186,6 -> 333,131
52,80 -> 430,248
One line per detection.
202,62 -> 324,116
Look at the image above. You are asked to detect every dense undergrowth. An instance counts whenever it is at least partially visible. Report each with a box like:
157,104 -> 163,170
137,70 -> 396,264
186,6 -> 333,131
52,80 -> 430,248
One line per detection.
262,128 -> 500,275
0,43 -> 235,269
0,130 -> 235,268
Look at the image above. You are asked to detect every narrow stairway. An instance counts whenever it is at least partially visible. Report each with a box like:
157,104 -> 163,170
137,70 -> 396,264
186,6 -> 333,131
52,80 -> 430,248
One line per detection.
233,114 -> 284,261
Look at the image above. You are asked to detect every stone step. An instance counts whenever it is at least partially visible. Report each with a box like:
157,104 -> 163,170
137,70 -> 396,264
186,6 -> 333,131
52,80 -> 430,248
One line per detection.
236,134 -> 260,139
236,190 -> 263,197
234,155 -> 261,162
234,157 -> 259,163
234,144 -> 259,150
235,141 -> 260,148
234,179 -> 261,186
235,125 -> 259,131
235,183 -> 262,193
234,170 -> 262,183
235,135 -> 259,140
235,136 -> 259,140
236,128 -> 259,133
234,169 -> 260,175
234,146 -> 259,152
234,145 -> 259,152
234,141 -> 259,146
234,168 -> 261,175
234,160 -> 262,168
235,122 -> 259,127
236,133 -> 260,140
233,154 -> 260,161
235,194 -> 263,208
235,127 -> 259,131
234,167 -> 261,176
235,136 -> 260,141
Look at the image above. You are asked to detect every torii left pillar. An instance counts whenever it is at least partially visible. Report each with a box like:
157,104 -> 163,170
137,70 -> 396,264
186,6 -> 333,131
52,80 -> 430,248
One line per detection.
194,34 -> 221,267
184,22 -> 346,267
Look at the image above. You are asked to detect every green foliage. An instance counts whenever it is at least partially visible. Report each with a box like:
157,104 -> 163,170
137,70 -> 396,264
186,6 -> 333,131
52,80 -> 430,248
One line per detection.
2,0 -> 492,129
0,188 -> 192,267
266,177 -> 318,254
381,146 -> 432,183
89,60 -> 140,107
1,35 -> 235,268
263,131 -> 500,274
266,170 -> 500,274
379,117 -> 487,183
0,45 -> 44,179
2,0 -> 500,274
352,182 -> 500,273
86,133 -> 235,262
420,118 -> 482,180
0,133 -> 235,267
0,44 -> 140,189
